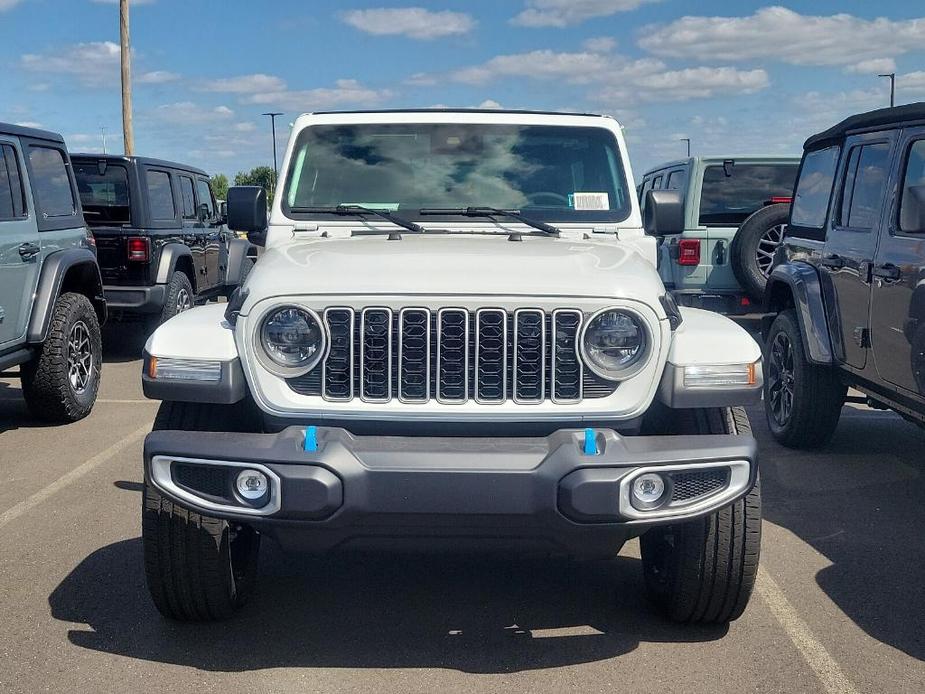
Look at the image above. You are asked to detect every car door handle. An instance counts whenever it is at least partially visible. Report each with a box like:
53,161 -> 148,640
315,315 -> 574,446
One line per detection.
18,242 -> 40,259
820,254 -> 845,269
872,263 -> 902,280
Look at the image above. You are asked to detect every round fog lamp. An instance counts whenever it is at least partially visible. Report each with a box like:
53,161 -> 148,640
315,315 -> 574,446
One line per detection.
631,473 -> 666,509
236,469 -> 269,501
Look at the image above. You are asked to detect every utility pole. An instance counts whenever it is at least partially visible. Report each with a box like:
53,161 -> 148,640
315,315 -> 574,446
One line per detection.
680,137 -> 691,157
879,72 -> 895,108
120,0 -> 135,155
100,127 -> 107,154
262,112 -> 283,190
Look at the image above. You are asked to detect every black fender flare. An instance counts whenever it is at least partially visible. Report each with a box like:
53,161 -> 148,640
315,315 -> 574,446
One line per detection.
764,262 -> 834,364
224,237 -> 257,287
155,243 -> 196,292
27,248 -> 107,343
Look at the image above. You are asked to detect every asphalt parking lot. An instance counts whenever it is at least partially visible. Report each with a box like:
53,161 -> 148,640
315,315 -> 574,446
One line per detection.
1,325 -> 924,694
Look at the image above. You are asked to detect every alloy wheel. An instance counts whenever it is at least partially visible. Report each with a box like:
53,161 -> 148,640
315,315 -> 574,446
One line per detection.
176,287 -> 192,313
67,320 -> 94,394
756,223 -> 786,277
767,331 -> 795,426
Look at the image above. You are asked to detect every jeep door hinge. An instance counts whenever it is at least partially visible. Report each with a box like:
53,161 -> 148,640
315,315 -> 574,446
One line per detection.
853,327 -> 871,349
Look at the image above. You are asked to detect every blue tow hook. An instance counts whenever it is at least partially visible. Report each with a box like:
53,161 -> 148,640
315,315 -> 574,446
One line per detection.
583,428 -> 599,455
304,425 -> 318,452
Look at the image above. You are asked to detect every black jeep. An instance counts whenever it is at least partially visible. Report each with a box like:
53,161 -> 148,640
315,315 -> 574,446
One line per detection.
764,102 -> 925,447
71,155 -> 254,328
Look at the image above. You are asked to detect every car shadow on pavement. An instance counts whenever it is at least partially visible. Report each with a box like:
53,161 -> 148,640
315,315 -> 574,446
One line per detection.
48,539 -> 727,673
102,322 -> 150,364
754,405 -> 925,663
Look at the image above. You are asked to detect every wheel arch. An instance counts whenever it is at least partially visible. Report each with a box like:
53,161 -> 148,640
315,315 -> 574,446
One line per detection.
763,262 -> 834,365
224,237 -> 257,287
27,249 -> 107,343
155,243 -> 197,293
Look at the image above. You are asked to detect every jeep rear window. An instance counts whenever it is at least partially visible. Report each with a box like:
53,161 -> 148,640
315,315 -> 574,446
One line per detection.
74,162 -> 131,226
283,124 -> 630,223
698,163 -> 797,226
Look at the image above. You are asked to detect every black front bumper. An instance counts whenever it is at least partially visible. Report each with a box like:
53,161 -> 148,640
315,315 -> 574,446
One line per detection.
104,284 -> 165,313
144,427 -> 757,556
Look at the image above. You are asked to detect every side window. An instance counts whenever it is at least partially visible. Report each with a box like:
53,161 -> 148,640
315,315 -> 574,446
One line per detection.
652,174 -> 663,190
791,146 -> 840,230
843,142 -> 890,230
666,169 -> 686,190
195,178 -> 215,219
28,145 -> 76,217
0,144 -> 26,220
899,139 -> 925,233
179,175 -> 196,220
838,146 -> 862,227
639,176 -> 653,205
146,170 -> 176,221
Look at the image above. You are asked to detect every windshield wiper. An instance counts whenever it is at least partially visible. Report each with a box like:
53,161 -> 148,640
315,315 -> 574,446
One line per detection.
419,207 -> 560,237
290,205 -> 424,234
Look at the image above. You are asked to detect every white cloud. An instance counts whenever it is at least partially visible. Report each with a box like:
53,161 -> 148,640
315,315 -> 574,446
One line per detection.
582,36 -> 617,53
450,49 -> 616,85
243,79 -> 391,112
406,72 -> 438,87
154,102 -> 235,124
0,0 -> 24,10
137,70 -> 180,84
639,7 -> 925,67
512,0 -> 660,28
91,0 -> 157,4
232,121 -> 258,133
341,7 -> 475,40
201,73 -> 287,93
844,58 -> 896,75
14,121 -> 43,129
21,41 -> 120,87
599,66 -> 769,103
898,71 -> 925,96
477,99 -> 503,109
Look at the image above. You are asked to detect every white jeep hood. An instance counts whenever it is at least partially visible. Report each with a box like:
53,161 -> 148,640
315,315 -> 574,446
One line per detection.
242,234 -> 665,306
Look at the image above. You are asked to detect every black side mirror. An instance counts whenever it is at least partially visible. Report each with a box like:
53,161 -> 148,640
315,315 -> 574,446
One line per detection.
197,202 -> 211,224
643,190 -> 684,236
227,186 -> 268,246
218,200 -> 227,223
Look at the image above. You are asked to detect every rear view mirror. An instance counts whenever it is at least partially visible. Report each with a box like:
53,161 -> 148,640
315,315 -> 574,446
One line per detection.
227,186 -> 268,246
643,190 -> 684,236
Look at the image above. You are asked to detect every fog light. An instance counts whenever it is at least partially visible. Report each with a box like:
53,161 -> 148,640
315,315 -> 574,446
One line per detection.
236,469 -> 269,501
631,473 -> 666,510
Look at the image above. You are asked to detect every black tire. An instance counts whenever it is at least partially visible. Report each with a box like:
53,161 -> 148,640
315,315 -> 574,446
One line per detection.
143,485 -> 260,621
731,203 -> 790,301
144,400 -> 261,621
640,407 -> 761,624
21,292 -> 102,423
764,309 -> 845,448
149,271 -> 194,331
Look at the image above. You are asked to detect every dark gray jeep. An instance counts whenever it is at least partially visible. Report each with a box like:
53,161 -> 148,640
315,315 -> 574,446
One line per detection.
0,123 -> 106,422
764,102 -> 925,447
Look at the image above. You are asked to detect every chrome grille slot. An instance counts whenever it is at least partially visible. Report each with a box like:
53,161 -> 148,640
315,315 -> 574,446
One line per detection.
437,309 -> 468,403
514,310 -> 545,403
476,309 -> 507,403
360,308 -> 392,402
288,305 -> 614,404
552,310 -> 583,402
399,308 -> 430,402
322,308 -> 354,401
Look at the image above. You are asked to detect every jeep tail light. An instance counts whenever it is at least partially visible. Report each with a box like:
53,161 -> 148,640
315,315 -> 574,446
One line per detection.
127,236 -> 150,262
677,239 -> 701,266
769,196 -> 792,204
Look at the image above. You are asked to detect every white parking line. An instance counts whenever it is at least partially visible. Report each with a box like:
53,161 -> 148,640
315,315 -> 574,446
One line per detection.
756,566 -> 860,694
0,423 -> 150,531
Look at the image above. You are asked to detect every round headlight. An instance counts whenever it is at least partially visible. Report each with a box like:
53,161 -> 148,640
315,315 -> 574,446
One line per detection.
259,306 -> 325,374
581,309 -> 648,380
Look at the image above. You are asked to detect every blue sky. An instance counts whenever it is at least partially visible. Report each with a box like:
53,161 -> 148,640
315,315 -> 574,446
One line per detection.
1,0 -> 923,178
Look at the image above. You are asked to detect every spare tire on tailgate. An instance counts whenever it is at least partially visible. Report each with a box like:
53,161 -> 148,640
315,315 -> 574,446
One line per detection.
731,202 -> 790,302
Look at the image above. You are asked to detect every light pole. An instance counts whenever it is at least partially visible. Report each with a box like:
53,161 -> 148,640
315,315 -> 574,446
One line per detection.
262,112 -> 283,191
879,72 -> 895,107
120,0 -> 134,155
680,137 -> 691,157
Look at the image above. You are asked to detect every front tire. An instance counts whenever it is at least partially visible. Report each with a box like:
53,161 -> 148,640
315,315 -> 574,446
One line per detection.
143,400 -> 261,621
764,309 -> 845,448
640,407 -> 761,624
21,292 -> 102,423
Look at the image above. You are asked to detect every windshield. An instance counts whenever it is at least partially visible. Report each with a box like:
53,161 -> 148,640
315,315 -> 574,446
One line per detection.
74,162 -> 131,226
698,163 -> 798,226
283,123 -> 631,223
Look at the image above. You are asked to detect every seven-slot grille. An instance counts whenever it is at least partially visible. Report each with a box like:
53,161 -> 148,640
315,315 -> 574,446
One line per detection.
289,307 -> 618,404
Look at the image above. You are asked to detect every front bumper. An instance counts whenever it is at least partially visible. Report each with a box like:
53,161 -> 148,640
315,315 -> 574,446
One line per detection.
144,426 -> 757,556
104,284 -> 165,313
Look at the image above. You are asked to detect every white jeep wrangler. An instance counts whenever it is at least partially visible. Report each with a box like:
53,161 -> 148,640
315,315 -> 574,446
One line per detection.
141,109 -> 763,624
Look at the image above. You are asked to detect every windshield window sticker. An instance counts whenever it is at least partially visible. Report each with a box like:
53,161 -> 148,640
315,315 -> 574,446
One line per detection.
571,192 -> 610,210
